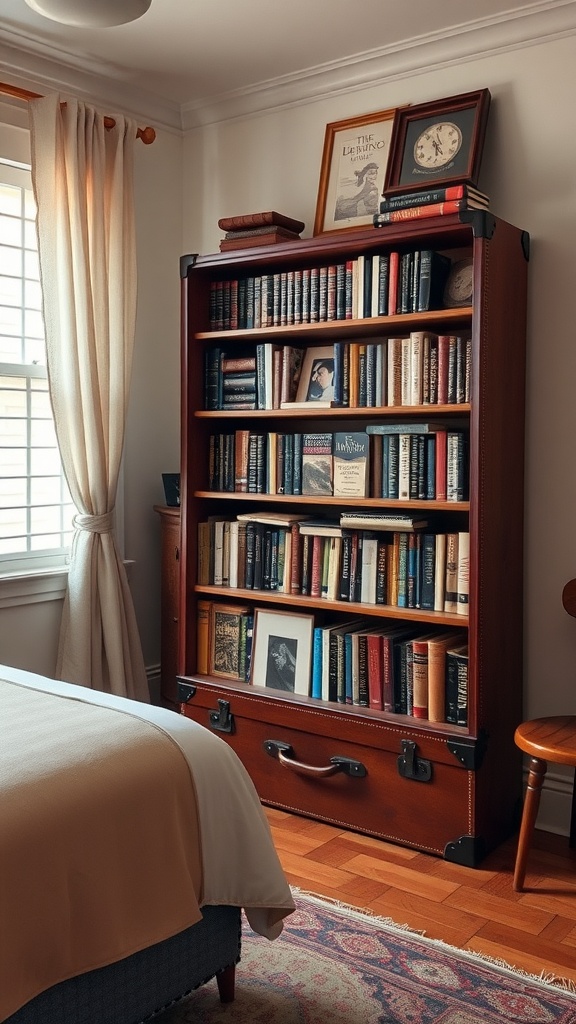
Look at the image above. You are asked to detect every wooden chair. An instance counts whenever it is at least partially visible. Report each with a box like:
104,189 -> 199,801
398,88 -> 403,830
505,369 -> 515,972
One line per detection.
512,579 -> 576,891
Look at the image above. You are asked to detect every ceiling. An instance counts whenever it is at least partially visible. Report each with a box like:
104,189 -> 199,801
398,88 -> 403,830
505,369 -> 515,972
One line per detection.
0,0 -> 572,130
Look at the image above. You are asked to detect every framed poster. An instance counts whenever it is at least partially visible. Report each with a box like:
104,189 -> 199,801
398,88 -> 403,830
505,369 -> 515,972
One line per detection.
313,108 -> 399,235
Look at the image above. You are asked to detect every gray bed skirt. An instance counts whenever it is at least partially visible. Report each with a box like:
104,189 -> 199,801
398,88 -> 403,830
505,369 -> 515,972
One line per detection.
5,905 -> 242,1024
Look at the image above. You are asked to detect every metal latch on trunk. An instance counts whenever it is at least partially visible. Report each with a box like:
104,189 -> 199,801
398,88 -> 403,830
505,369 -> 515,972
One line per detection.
209,699 -> 234,734
397,739 -> 432,782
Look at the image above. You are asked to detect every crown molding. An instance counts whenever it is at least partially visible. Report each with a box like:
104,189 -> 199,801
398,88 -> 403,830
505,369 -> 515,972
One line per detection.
180,1 -> 576,129
0,1 -> 575,134
0,29 -> 182,133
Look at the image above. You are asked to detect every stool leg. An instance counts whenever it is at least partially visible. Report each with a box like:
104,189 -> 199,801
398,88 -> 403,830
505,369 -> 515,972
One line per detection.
513,756 -> 547,892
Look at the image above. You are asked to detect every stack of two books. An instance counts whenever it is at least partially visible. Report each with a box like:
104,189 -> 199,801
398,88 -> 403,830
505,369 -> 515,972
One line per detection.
373,183 -> 489,227
218,211 -> 305,251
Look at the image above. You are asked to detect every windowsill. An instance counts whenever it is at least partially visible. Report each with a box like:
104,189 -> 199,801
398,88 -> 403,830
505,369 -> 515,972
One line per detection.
0,559 -> 135,609
0,567 -> 69,608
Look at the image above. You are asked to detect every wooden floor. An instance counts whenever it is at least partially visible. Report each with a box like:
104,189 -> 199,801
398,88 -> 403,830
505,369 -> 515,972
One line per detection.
265,806 -> 576,985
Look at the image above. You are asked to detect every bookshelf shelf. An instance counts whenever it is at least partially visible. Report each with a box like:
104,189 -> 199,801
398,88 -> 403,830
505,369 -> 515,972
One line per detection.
194,306 -> 473,343
194,583 -> 467,625
194,403 -> 471,420
177,216 -> 528,865
194,491 -> 470,512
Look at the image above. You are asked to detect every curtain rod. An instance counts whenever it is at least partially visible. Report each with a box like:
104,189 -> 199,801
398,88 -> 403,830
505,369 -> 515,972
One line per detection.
0,81 -> 156,144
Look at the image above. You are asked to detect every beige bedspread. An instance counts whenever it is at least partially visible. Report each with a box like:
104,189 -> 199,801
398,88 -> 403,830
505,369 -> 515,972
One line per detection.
0,667 -> 295,1021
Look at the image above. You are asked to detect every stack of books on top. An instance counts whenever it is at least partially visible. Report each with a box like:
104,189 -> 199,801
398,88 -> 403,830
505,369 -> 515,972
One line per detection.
219,211 -> 305,251
373,183 -> 489,228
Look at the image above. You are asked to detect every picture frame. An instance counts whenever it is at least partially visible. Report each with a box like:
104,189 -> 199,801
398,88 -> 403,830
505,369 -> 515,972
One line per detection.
294,345 -> 335,404
162,472 -> 180,507
313,108 -> 399,236
250,608 -> 314,696
383,89 -> 491,198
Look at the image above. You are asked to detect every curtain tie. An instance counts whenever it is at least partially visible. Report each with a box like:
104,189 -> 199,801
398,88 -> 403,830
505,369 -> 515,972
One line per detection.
73,512 -> 114,534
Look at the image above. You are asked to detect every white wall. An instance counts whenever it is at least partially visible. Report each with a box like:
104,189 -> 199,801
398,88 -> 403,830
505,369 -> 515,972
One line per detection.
182,34 -> 576,835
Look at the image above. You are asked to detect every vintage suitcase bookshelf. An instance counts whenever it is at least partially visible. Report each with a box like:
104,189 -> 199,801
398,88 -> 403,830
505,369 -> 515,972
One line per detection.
178,212 -> 529,866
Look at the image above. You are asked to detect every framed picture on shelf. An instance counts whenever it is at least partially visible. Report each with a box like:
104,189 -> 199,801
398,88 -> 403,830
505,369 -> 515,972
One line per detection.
383,89 -> 491,198
162,472 -> 180,507
294,346 -> 335,404
251,608 -> 314,696
313,107 -> 399,235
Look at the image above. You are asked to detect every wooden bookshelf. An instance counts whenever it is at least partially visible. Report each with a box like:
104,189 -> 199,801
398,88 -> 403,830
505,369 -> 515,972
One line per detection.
177,213 -> 529,865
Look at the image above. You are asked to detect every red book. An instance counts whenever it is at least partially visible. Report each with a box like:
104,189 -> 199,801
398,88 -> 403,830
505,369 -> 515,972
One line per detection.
412,636 -> 430,719
218,211 -> 305,233
366,633 -> 383,710
310,534 -> 323,598
289,521 -> 301,595
437,335 -> 455,405
374,200 -> 467,225
388,251 -> 400,316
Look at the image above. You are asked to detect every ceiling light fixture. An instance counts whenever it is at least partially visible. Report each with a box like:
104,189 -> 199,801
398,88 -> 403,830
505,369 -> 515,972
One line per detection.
24,0 -> 152,28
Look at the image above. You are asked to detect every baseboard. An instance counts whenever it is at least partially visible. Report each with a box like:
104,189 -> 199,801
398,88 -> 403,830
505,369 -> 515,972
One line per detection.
531,766 -> 574,838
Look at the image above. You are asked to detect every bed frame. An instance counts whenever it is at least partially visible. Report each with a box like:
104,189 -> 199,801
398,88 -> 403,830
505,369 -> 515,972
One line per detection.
5,905 -> 241,1024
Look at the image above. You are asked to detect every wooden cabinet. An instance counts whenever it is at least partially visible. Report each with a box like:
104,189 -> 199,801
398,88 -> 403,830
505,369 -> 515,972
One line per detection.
177,213 -> 529,865
154,504 -> 180,707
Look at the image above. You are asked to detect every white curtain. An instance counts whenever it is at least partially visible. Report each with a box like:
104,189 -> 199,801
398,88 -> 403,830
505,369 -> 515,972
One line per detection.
29,94 -> 149,702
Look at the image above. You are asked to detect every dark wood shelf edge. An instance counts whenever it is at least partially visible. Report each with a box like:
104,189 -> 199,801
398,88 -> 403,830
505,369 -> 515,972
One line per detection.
193,584 -> 468,626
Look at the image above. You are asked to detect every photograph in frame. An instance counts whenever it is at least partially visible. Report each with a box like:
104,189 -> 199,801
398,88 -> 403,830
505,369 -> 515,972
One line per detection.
294,346 -> 335,404
251,608 -> 314,696
313,107 -> 399,236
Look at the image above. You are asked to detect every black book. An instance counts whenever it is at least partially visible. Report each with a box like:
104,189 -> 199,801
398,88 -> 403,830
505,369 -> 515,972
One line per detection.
417,250 -> 451,313
339,530 -> 352,601
252,523 -> 265,590
244,522 -> 256,589
420,533 -> 436,611
377,254 -> 390,316
204,347 -> 222,410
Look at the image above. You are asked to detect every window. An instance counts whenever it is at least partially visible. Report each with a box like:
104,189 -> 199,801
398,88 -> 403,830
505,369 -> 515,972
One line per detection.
0,158 -> 73,575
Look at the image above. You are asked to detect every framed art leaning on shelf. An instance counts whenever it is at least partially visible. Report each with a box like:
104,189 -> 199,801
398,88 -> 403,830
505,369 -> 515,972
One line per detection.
313,107 -> 399,235
251,609 -> 314,695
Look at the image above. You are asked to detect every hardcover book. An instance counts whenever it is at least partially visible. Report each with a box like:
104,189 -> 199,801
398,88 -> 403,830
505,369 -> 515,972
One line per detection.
333,432 -> 370,497
445,644 -> 469,726
218,211 -> 305,233
340,512 -> 428,532
302,432 -> 333,496
209,602 -> 251,680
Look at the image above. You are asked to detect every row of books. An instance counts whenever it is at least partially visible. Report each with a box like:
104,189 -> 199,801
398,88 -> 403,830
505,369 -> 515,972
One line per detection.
310,620 -> 468,723
198,513 -> 470,614
196,597 -> 468,724
208,247 -> 457,332
204,333 -> 471,411
208,427 -> 468,502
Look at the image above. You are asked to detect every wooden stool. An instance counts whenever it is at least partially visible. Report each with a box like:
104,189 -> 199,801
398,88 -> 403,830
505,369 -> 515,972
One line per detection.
513,716 -> 576,890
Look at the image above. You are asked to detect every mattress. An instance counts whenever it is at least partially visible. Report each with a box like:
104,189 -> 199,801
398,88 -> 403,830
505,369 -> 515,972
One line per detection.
0,665 -> 295,1021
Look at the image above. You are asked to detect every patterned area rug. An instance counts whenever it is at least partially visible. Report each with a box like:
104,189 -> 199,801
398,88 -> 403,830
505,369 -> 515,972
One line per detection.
161,891 -> 576,1023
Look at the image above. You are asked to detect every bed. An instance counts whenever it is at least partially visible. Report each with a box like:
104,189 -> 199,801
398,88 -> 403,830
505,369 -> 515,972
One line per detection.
0,665 -> 295,1023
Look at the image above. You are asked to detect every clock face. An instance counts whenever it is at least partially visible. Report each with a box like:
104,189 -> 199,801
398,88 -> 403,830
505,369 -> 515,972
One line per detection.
444,258 -> 474,308
414,121 -> 463,169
